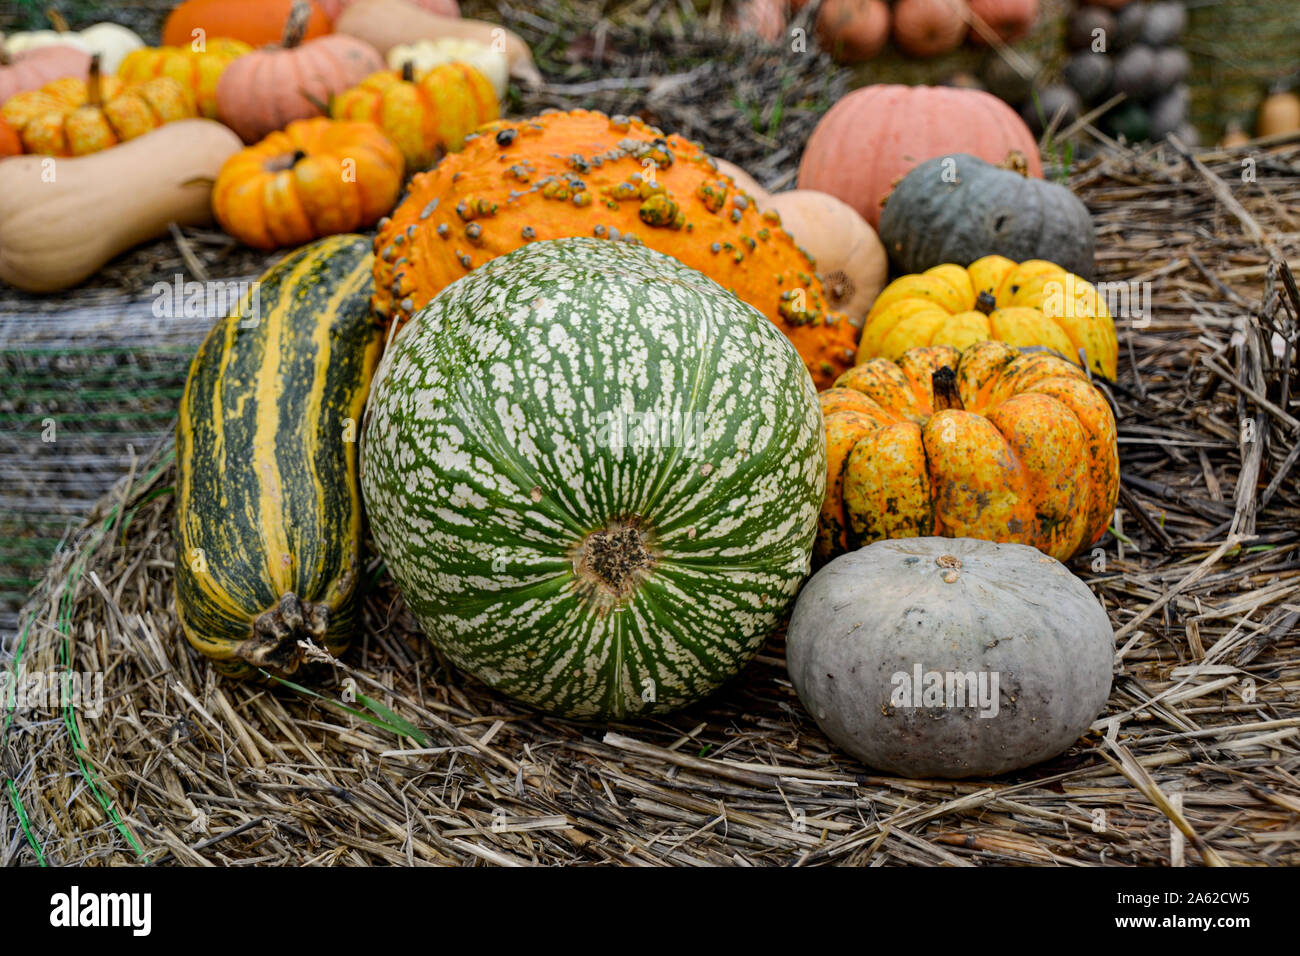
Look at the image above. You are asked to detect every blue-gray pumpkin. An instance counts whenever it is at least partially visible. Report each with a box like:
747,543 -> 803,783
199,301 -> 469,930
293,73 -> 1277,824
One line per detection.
878,152 -> 1095,278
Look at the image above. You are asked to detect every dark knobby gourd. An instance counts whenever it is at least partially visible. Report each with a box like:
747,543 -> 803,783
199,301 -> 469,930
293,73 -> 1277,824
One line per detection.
1021,85 -> 1081,136
786,537 -> 1115,778
174,235 -> 383,678
1150,46 -> 1190,91
1140,1 -> 1187,46
878,152 -> 1095,279
1111,44 -> 1157,100
1063,51 -> 1113,104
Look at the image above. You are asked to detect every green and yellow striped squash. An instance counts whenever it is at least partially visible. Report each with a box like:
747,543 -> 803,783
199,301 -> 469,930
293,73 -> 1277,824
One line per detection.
174,235 -> 383,679
361,237 -> 826,719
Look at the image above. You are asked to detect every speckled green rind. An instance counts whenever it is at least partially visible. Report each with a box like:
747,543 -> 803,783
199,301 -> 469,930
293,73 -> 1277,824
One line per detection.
361,237 -> 825,719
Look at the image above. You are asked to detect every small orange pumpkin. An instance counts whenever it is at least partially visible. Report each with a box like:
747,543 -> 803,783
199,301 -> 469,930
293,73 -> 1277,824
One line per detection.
892,0 -> 968,58
212,117 -> 404,249
215,1 -> 385,143
1,55 -> 196,156
116,37 -> 252,119
818,339 -> 1118,564
816,0 -> 891,63
967,0 -> 1038,45
163,0 -> 332,48
330,60 -> 498,173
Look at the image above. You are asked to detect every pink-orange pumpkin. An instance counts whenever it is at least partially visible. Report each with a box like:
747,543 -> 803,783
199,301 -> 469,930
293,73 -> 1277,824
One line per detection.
967,0 -> 1038,45
798,84 -> 1043,228
0,45 -> 91,106
214,1 -> 384,143
313,0 -> 458,19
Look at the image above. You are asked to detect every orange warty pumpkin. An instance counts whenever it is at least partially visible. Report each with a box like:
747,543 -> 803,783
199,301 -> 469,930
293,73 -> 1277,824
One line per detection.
816,0 -> 891,63
818,340 -> 1118,564
798,84 -> 1043,228
163,0 -> 331,48
330,61 -> 497,173
892,0 -> 968,58
116,37 -> 251,119
212,117 -> 404,249
1,56 -> 196,156
215,1 -> 384,143
371,108 -> 859,389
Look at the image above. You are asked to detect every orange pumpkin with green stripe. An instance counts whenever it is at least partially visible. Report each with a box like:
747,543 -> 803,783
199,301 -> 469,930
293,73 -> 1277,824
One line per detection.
859,256 -> 1118,379
818,339 -> 1119,564
174,235 -> 383,678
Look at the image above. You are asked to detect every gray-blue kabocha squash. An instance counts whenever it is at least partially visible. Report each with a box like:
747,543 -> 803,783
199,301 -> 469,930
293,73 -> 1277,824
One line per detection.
786,537 -> 1114,778
360,237 -> 826,719
878,152 -> 1095,279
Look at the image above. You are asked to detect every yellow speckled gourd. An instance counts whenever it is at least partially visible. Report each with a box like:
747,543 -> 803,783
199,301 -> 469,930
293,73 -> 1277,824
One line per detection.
371,108 -> 859,389
116,38 -> 252,119
1,54 -> 196,156
330,61 -> 498,174
818,339 -> 1119,564
860,256 -> 1119,379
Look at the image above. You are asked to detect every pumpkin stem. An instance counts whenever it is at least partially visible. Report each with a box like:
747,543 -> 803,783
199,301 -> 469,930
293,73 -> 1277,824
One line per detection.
974,291 -> 996,315
282,0 -> 312,49
401,60 -> 415,83
999,150 -> 1030,177
237,592 -> 330,676
46,6 -> 70,33
931,366 -> 964,412
572,518 -> 657,613
86,53 -> 103,108
266,149 -> 309,172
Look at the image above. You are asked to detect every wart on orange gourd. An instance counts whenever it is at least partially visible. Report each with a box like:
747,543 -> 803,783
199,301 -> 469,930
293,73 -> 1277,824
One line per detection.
371,108 -> 859,389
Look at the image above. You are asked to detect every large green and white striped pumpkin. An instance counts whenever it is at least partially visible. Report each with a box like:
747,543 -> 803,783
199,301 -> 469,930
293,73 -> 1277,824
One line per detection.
361,238 -> 825,719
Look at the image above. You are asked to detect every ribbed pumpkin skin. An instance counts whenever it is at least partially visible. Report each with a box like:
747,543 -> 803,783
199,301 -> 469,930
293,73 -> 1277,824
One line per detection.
361,238 -> 825,719
798,85 -> 1043,229
330,62 -> 498,173
0,118 -> 19,157
818,340 -> 1118,564
372,108 -> 858,390
860,257 -> 1117,378
117,38 -> 252,119
213,117 -> 404,249
879,153 -> 1095,279
215,35 -> 384,143
0,45 -> 90,105
1,66 -> 196,156
175,235 -> 382,679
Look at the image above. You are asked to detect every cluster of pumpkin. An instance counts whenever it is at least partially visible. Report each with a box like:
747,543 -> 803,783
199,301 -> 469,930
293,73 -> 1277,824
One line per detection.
738,0 -> 1040,64
0,0 -> 539,291
168,82 -> 1121,775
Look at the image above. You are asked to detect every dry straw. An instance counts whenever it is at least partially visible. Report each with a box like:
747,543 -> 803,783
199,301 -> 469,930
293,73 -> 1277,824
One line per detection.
3,2 -> 1300,867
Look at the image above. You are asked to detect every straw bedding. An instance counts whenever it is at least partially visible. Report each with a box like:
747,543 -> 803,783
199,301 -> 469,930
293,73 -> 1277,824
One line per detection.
3,5 -> 1300,868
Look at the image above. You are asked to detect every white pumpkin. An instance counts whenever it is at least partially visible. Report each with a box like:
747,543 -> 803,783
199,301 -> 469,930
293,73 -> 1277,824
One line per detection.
385,38 -> 507,98
2,22 -> 143,73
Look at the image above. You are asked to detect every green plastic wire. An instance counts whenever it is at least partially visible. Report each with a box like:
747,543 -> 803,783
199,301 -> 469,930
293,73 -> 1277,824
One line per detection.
1,451 -> 175,865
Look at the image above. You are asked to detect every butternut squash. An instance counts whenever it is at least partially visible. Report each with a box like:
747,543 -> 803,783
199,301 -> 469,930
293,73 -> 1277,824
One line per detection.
333,0 -> 541,87
0,118 -> 241,292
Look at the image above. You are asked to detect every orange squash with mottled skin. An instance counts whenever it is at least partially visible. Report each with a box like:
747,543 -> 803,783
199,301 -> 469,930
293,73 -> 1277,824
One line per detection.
372,108 -> 859,389
330,61 -> 497,174
861,257 -> 1119,379
213,117 -> 404,249
817,340 -> 1118,563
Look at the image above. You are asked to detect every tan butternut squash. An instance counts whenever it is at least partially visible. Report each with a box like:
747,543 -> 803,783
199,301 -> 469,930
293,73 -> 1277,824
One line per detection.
763,189 -> 888,327
333,0 -> 541,87
0,118 -> 241,292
